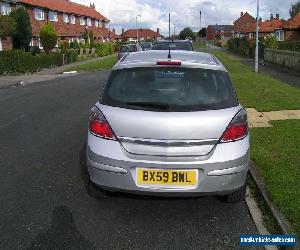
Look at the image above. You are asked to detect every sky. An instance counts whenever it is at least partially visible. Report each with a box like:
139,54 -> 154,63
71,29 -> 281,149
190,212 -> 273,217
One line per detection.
76,0 -> 296,35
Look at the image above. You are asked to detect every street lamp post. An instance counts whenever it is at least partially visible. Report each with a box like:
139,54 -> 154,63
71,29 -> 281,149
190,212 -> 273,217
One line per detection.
255,0 -> 260,73
136,15 -> 141,43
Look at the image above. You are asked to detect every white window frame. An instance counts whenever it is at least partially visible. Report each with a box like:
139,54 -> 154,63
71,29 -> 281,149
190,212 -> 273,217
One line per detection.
80,17 -> 86,26
105,21 -> 109,28
70,15 -> 76,24
48,11 -> 58,22
87,18 -> 92,26
63,14 -> 70,23
275,30 -> 284,41
95,20 -> 99,27
0,2 -> 11,15
34,8 -> 44,21
16,4 -> 25,10
249,33 -> 254,39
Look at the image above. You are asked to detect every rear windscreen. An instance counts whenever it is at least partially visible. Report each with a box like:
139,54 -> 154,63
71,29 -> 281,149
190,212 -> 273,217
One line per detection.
101,67 -> 238,112
120,45 -> 135,52
153,43 -> 193,51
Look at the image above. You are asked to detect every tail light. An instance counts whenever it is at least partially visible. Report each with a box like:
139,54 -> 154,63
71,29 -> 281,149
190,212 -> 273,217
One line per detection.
221,109 -> 248,143
89,106 -> 116,140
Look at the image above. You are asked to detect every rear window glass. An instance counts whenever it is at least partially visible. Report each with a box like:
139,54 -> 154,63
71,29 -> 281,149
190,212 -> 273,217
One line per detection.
101,67 -> 238,112
120,45 -> 135,52
153,42 -> 193,51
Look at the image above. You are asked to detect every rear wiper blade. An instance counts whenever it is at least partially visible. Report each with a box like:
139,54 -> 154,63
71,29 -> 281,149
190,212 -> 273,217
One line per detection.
125,102 -> 171,110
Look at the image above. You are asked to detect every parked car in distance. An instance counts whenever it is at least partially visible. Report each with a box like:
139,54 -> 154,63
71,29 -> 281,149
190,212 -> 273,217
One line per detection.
152,40 -> 193,51
118,44 -> 142,59
86,50 -> 249,203
140,42 -> 153,51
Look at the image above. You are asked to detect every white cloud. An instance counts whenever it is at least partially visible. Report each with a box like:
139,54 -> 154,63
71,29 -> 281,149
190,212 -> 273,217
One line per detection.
75,0 -> 296,35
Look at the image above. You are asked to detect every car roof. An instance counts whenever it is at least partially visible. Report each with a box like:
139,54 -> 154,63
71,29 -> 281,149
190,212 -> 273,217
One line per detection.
113,50 -> 226,72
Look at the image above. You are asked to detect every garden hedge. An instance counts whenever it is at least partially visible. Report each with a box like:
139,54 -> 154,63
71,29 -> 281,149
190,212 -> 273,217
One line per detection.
278,41 -> 300,52
0,50 -> 63,75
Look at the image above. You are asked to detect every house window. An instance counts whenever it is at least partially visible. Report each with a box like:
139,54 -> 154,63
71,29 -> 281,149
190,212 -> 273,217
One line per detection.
16,4 -> 25,10
105,21 -> 109,28
87,18 -> 91,26
275,30 -> 284,41
0,2 -> 11,15
95,20 -> 99,27
70,15 -> 75,24
63,14 -> 69,23
249,33 -> 254,39
80,17 -> 85,25
35,8 -> 44,20
49,11 -> 58,22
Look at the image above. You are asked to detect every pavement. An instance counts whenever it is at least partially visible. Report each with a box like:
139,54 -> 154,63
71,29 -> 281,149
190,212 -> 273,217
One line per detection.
0,54 -> 116,90
0,71 -> 262,250
247,108 -> 300,128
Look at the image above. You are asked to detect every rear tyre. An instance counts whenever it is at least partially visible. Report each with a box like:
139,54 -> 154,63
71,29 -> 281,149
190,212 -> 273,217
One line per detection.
223,184 -> 246,203
87,180 -> 108,199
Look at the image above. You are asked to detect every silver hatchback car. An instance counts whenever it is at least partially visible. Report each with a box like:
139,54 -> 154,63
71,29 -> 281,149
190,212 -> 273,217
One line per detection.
86,50 -> 249,202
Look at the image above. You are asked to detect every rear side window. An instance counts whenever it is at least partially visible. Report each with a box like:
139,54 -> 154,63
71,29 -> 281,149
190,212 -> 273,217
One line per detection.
153,43 -> 193,51
120,45 -> 135,52
101,67 -> 238,112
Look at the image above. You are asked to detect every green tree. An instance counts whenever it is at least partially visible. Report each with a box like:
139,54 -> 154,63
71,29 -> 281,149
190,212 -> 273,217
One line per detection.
10,8 -> 32,49
179,27 -> 195,40
0,15 -> 16,37
39,23 -> 58,54
289,1 -> 300,18
198,28 -> 206,38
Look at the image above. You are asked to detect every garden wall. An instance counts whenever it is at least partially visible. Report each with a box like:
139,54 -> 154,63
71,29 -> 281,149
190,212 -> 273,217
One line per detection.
264,48 -> 300,71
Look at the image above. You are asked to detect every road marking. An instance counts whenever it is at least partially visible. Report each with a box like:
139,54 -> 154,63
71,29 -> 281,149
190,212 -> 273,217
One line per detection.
0,114 -> 25,130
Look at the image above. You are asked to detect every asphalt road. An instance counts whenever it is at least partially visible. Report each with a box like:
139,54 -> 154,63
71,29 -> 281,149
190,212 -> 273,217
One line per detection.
0,71 -> 260,250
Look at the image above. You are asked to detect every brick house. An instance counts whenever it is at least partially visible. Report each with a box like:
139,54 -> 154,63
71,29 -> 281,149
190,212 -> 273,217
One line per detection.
282,12 -> 300,41
0,0 -> 15,51
233,12 -> 256,37
246,14 -> 284,40
121,28 -> 163,42
206,25 -> 233,42
0,0 -> 119,50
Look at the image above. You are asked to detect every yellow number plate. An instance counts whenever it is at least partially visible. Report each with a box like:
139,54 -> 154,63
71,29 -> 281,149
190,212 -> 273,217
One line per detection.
136,169 -> 198,187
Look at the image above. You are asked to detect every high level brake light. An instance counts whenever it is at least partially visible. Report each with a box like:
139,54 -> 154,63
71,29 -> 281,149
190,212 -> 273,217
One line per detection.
89,106 -> 116,140
221,109 -> 248,142
157,61 -> 181,66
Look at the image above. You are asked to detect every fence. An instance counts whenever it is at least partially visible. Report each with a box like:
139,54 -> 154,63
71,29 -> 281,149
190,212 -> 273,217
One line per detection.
264,48 -> 300,71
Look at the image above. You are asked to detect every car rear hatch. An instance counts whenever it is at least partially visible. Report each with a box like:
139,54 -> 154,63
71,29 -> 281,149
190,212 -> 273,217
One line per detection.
98,65 -> 240,157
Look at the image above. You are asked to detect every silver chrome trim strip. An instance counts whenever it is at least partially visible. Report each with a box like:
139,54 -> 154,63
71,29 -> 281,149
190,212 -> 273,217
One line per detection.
87,157 -> 127,174
207,164 -> 248,176
118,137 -> 219,147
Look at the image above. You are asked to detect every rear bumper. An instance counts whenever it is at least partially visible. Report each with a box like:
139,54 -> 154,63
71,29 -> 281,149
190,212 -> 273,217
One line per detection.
87,133 -> 250,196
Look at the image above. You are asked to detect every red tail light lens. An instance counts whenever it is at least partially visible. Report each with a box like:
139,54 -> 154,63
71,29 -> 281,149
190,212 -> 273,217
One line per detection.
221,109 -> 248,142
89,106 -> 116,140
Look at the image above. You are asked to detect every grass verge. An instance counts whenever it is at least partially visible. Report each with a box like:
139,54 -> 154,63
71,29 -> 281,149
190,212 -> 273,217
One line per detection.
250,120 -> 300,238
211,50 -> 300,111
66,56 -> 117,72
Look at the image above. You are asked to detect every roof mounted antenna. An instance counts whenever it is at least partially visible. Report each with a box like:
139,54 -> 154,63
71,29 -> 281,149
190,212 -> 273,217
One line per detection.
168,13 -> 171,59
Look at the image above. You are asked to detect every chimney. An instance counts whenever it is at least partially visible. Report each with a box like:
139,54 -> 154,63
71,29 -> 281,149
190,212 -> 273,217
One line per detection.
259,17 -> 262,23
276,14 -> 279,19
157,28 -> 160,34
112,28 -> 115,33
122,28 -> 124,36
270,14 -> 273,20
90,3 -> 95,9
241,12 -> 244,17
